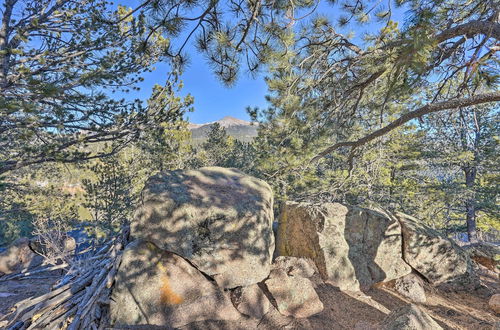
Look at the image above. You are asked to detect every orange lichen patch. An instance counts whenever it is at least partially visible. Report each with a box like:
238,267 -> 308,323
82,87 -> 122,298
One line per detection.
157,262 -> 184,305
472,256 -> 497,271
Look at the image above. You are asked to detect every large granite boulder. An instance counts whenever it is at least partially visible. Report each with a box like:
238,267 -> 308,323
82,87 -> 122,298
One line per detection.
132,167 -> 274,289
379,304 -> 442,330
110,240 -> 241,328
396,213 -> 478,289
0,238 -> 42,275
276,202 -> 411,291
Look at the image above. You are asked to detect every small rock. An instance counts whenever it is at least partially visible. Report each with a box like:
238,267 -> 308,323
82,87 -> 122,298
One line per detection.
380,304 -> 442,330
231,283 -> 270,319
272,256 -> 317,278
489,294 -> 500,314
265,271 -> 323,318
394,273 -> 426,303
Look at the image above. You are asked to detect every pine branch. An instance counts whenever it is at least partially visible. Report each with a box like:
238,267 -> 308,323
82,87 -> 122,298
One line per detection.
311,92 -> 500,163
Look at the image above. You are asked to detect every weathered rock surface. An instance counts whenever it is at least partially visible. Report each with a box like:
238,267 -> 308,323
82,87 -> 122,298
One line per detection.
0,238 -> 42,275
394,273 -> 426,303
397,213 -> 478,289
271,256 -> 317,278
276,202 -> 411,291
490,294 -> 500,314
110,240 -> 241,328
379,304 -> 443,330
463,242 -> 500,271
264,269 -> 323,318
132,167 -> 274,288
231,283 -> 270,319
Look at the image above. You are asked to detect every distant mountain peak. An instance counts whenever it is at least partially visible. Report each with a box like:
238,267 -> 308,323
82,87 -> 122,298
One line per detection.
188,116 -> 255,129
188,116 -> 258,142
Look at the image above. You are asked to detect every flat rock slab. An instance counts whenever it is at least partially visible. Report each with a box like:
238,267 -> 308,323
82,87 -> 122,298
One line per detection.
276,202 -> 411,291
110,240 -> 240,328
132,167 -> 275,289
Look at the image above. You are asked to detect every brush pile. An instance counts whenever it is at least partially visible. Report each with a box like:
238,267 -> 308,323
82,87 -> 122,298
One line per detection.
1,229 -> 129,330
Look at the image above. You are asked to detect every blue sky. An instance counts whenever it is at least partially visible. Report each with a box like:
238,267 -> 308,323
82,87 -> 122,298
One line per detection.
129,1 -> 408,124
135,58 -> 268,124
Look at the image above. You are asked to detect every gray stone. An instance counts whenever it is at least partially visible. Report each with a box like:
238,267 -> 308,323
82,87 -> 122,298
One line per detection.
110,240 -> 241,328
272,256 -> 317,278
490,294 -> 500,314
394,273 -> 426,303
132,167 -> 274,289
397,213 -> 478,289
380,304 -> 442,330
264,269 -> 323,318
231,283 -> 270,319
276,202 -> 411,291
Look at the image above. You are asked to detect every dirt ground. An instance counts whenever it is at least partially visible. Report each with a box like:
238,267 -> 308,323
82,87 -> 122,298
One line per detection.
0,270 -> 62,326
1,265 -> 498,329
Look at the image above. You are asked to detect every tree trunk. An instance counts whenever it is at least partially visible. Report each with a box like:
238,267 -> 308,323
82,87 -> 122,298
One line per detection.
464,166 -> 478,243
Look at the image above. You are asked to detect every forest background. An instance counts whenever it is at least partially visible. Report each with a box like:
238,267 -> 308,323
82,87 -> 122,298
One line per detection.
0,0 -> 498,246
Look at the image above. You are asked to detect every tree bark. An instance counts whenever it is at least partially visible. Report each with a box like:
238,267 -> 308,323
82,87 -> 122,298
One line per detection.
464,166 -> 478,243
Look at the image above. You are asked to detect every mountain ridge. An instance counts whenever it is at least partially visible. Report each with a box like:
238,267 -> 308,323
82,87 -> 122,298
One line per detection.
188,116 -> 258,142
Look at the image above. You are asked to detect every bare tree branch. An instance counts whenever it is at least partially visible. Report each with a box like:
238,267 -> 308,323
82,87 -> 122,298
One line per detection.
311,92 -> 500,163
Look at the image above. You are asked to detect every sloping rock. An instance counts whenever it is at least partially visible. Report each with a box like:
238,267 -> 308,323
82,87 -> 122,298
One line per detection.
276,202 -> 411,291
380,304 -> 442,329
463,242 -> 500,271
132,167 -> 274,289
231,283 -> 270,319
272,256 -> 317,278
394,273 -> 426,303
396,213 -> 478,289
0,238 -> 42,275
110,240 -> 241,328
490,294 -> 500,314
264,270 -> 323,318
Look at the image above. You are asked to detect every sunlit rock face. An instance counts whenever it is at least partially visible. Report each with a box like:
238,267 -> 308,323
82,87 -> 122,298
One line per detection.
396,212 -> 478,290
110,240 -> 240,328
275,202 -> 411,291
131,166 -> 275,289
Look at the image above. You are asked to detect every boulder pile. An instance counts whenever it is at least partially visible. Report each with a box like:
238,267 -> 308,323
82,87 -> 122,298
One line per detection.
111,167 -> 306,328
110,167 -> 484,328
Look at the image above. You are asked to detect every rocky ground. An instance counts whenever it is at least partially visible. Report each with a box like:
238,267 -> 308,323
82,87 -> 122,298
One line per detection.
1,264 -> 497,329
1,167 -> 499,329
